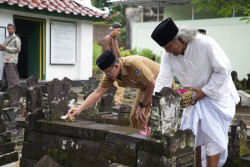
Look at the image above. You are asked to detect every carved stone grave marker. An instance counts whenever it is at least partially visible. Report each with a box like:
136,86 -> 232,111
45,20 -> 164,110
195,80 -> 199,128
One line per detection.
26,75 -> 38,87
44,78 -> 71,121
150,87 -> 181,139
230,119 -> 250,157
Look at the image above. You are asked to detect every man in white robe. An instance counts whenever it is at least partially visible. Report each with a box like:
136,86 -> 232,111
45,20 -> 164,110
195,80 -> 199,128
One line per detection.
151,18 -> 240,167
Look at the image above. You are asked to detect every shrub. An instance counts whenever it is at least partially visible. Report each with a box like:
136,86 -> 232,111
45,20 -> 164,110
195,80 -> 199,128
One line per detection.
131,47 -> 161,63
120,47 -> 132,57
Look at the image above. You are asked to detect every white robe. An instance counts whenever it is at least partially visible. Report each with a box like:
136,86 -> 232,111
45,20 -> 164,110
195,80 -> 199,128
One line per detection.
154,34 -> 240,166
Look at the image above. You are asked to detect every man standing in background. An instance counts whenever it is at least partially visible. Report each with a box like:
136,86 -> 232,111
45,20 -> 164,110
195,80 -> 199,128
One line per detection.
102,22 -> 125,105
0,23 -> 21,90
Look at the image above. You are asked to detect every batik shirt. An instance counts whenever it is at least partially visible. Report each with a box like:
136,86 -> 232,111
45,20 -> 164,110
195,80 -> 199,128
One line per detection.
2,33 -> 21,64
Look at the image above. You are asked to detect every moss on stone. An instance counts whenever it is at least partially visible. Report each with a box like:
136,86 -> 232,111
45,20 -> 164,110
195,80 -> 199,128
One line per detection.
240,135 -> 250,157
47,148 -> 68,165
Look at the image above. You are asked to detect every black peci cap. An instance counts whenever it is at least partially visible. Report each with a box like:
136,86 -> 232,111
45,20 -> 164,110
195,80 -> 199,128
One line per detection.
110,22 -> 121,29
96,50 -> 116,70
151,18 -> 179,46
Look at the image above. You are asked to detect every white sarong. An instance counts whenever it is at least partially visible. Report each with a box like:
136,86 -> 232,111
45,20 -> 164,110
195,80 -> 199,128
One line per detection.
180,94 -> 236,167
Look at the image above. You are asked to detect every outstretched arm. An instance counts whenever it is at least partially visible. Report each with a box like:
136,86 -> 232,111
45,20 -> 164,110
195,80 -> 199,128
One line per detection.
68,86 -> 109,116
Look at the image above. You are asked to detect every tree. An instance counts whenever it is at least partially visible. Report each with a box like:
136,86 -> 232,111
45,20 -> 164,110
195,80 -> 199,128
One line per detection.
192,0 -> 250,23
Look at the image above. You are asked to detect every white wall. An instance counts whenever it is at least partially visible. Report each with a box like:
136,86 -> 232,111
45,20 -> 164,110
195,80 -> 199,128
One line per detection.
0,9 -> 13,79
132,17 -> 250,80
0,9 -> 93,81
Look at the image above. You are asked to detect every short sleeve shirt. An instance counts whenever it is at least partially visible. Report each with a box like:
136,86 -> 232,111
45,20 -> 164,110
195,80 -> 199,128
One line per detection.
99,56 -> 160,91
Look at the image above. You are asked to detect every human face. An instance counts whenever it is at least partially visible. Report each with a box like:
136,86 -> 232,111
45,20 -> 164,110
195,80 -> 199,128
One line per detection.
163,39 -> 183,56
103,63 -> 120,78
7,26 -> 16,35
112,28 -> 121,38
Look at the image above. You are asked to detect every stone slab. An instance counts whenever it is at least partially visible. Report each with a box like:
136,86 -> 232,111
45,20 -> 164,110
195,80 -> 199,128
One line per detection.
99,142 -> 136,167
22,142 -> 47,160
0,142 -> 15,155
67,151 -> 110,167
137,151 -> 172,167
20,158 -> 38,167
0,151 -> 19,166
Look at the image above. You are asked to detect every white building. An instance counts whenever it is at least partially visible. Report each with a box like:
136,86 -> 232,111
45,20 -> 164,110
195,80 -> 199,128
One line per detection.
0,0 -> 108,81
111,0 -> 250,80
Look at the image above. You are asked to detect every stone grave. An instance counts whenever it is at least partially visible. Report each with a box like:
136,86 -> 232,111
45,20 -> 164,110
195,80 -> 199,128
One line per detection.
1,86 -> 25,156
151,87 -> 181,139
81,76 -> 100,94
225,119 -> 250,166
17,85 -> 196,167
0,93 -> 19,166
43,78 -> 71,121
26,75 -> 38,87
97,85 -> 117,113
95,104 -> 131,126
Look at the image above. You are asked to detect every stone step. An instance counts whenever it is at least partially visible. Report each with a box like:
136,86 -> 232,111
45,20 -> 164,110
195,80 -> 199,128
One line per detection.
0,151 -> 19,166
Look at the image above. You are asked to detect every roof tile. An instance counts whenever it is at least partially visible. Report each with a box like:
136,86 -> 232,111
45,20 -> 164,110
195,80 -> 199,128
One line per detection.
1,0 -> 108,18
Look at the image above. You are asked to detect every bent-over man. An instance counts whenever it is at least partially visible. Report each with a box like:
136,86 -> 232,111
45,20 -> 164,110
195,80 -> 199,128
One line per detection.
68,50 -> 160,129
151,18 -> 239,167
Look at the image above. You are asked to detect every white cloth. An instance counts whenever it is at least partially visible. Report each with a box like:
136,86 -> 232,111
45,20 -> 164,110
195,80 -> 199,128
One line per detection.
154,34 -> 240,166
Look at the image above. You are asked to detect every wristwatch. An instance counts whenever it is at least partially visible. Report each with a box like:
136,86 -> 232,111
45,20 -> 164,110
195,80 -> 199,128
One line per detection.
139,102 -> 146,108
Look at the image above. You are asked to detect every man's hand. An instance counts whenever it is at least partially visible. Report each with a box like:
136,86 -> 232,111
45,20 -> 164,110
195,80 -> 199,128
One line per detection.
136,107 -> 146,124
190,87 -> 206,105
67,107 -> 81,117
0,44 -> 3,50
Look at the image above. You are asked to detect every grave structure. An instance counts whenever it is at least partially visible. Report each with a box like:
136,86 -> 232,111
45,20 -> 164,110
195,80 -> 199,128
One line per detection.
17,85 -> 197,167
225,119 -> 250,166
0,93 -> 19,166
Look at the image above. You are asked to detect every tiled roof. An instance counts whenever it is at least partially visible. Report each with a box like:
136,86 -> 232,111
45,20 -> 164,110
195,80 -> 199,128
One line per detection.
0,0 -> 108,18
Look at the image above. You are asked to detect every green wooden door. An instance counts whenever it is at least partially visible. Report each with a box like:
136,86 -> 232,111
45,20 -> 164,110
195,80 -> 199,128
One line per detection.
27,22 -> 40,79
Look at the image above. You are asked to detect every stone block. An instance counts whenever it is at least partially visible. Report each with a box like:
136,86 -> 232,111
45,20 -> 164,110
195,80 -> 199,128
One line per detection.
163,129 -> 195,157
47,148 -> 68,166
22,142 -> 47,160
224,156 -> 250,167
2,107 -> 22,122
105,128 -> 146,149
0,132 -> 11,144
100,142 -> 136,166
151,87 -> 181,139
26,75 -> 38,87
36,120 -> 107,142
25,130 -> 60,148
76,138 -> 100,157
0,151 -> 18,166
95,112 -> 130,126
137,151 -> 172,167
26,86 -> 41,113
0,142 -> 15,154
67,151 -> 110,167
0,119 -> 6,133
34,155 -> 61,167
20,158 -> 38,167
230,119 -> 250,157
